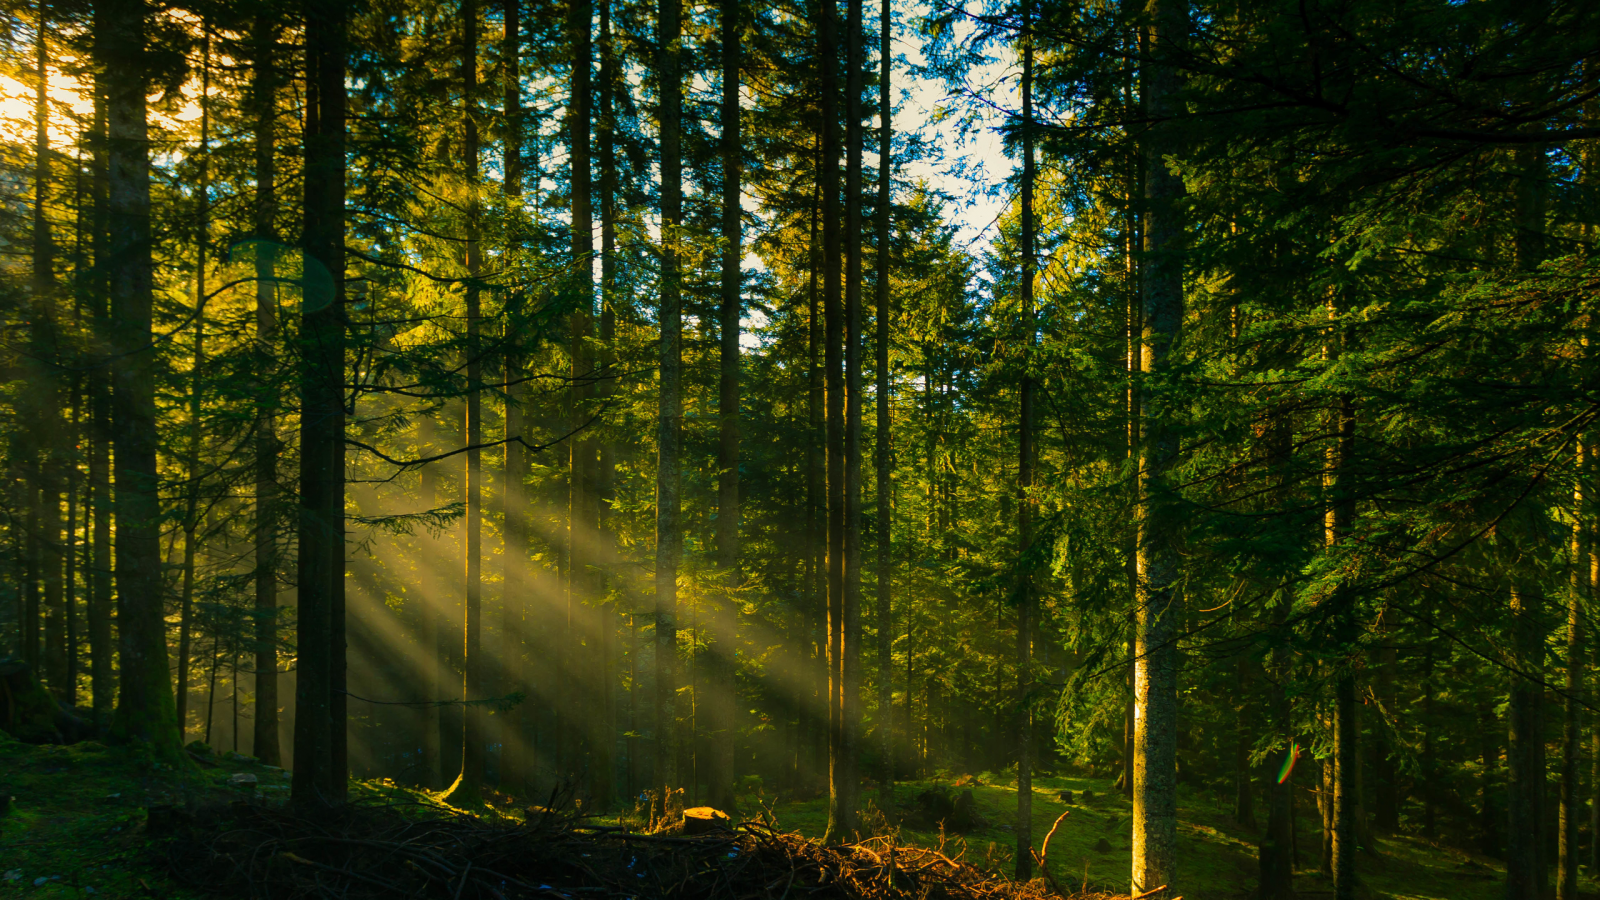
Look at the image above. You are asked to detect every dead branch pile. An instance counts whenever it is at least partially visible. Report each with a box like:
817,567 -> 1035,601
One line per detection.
162,799 -> 1133,900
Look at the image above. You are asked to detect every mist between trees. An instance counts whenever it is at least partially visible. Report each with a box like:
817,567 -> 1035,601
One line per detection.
1,0 -> 1597,897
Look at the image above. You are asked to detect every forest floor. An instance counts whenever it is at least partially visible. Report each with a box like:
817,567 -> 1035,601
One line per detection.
746,770 -> 1598,900
2,734 -> 1593,900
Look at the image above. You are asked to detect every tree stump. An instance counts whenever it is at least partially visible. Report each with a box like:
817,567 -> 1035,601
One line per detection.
683,807 -> 731,834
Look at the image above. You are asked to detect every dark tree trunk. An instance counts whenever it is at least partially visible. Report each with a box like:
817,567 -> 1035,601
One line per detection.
102,0 -> 181,756
819,0 -> 848,842
443,0 -> 487,807
655,0 -> 683,795
873,0 -> 894,819
251,9 -> 282,768
291,0 -> 348,808
500,0 -> 527,799
1014,0 -> 1036,877
1132,0 -> 1187,892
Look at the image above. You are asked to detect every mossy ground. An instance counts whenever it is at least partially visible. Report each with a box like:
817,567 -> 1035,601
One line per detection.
1,741 -> 1592,900
744,771 -> 1600,900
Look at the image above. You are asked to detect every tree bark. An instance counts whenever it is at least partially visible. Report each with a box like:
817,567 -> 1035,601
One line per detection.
820,0 -> 849,842
1132,0 -> 1187,892
655,0 -> 683,796
874,0 -> 894,819
251,8 -> 282,768
1014,0 -> 1036,877
102,0 -> 181,756
86,74 -> 113,732
443,0 -> 487,806
291,0 -> 348,808
500,0 -> 527,799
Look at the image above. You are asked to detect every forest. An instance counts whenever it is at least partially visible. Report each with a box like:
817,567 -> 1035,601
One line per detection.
0,0 -> 1597,898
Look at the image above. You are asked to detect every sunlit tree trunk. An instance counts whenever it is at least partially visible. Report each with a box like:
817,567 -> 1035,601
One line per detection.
251,9 -> 282,767
1131,0 -> 1186,892
655,0 -> 683,796
1013,0 -> 1035,876
804,144 -> 825,790
291,0 -> 349,807
102,0 -> 181,756
596,0 -> 620,811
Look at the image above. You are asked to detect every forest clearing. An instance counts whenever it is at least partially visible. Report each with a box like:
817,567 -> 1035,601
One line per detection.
0,0 -> 1597,897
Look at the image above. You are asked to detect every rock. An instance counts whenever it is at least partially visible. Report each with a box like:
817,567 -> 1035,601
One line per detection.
683,807 -> 731,834
1093,837 -> 1113,853
1058,790 -> 1073,803
228,773 -> 258,791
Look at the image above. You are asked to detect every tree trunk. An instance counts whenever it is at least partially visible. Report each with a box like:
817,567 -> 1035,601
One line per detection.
655,0 -> 683,796
291,0 -> 348,808
176,30 -> 212,743
805,145 -> 825,792
1014,0 -> 1036,877
596,0 -> 620,811
819,0 -> 848,841
102,0 -> 181,756
86,78 -> 113,732
444,0 -> 487,806
705,0 -> 742,816
1507,583 -> 1548,900
873,0 -> 894,819
1132,0 -> 1186,893
251,9 -> 282,768
500,0 -> 526,798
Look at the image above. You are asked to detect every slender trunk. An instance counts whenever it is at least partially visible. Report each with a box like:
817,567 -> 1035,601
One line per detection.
501,0 -> 526,798
1258,608 -> 1294,900
251,10 -> 282,768
655,0 -> 683,795
565,0 -> 598,801
819,0 -> 848,842
704,0 -> 742,815
805,146 -> 825,790
596,0 -> 619,810
32,0 -> 68,703
1326,372 -> 1358,898
1506,140 -> 1549,900
103,0 -> 180,755
86,79 -> 113,730
873,0 -> 894,818
445,0 -> 487,805
1014,0 -> 1036,877
177,30 -> 212,743
1132,0 -> 1186,892
419,433 -> 444,789
1234,658 -> 1256,828
291,0 -> 349,807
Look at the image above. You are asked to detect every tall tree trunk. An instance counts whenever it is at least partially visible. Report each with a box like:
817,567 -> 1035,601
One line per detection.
1505,140 -> 1548,900
176,29 -> 212,742
565,0 -> 599,802
291,0 -> 348,807
1132,0 -> 1186,893
444,0 -> 487,806
1013,0 -> 1036,877
596,0 -> 619,811
86,76 -> 113,733
500,0 -> 526,799
102,0 -> 181,756
819,0 -> 848,842
805,145 -> 825,791
873,0 -> 894,819
705,0 -> 742,815
655,0 -> 683,795
1258,603 -> 1294,900
420,430 -> 445,789
33,0 -> 68,703
251,9 -> 282,768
